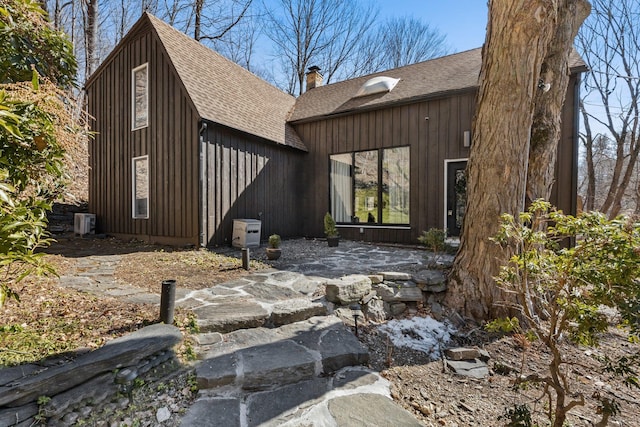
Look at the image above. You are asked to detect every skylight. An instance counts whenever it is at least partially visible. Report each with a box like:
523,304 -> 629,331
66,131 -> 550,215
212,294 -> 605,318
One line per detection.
354,76 -> 400,97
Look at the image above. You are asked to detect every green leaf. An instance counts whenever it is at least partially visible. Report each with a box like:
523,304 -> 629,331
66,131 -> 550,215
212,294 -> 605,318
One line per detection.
31,69 -> 39,90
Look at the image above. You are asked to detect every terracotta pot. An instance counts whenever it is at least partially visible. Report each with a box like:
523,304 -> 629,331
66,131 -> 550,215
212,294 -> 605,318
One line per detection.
266,247 -> 281,260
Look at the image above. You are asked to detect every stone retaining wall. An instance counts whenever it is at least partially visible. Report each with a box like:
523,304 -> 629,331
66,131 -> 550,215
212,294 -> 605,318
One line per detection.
0,324 -> 182,426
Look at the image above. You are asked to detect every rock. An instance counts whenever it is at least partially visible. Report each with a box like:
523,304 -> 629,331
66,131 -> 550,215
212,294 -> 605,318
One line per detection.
269,299 -> 327,326
361,291 -> 376,305
241,341 -> 317,390
0,324 -> 182,408
156,407 -> 171,423
430,302 -> 444,320
368,274 -> 384,284
193,332 -> 223,346
446,359 -> 489,379
445,347 -> 481,361
388,302 -> 407,316
333,307 -> 358,326
365,299 -> 387,323
328,394 -> 423,426
194,300 -> 269,333
380,272 -> 413,281
413,270 -> 446,286
423,283 -> 448,293
325,275 -> 372,305
478,349 -> 490,362
376,285 -> 424,302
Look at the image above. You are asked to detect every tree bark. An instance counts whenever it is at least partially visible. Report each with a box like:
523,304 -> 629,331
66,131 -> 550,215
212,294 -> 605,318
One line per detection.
446,1 -> 560,320
580,101 -> 596,211
527,0 -> 591,204
84,0 -> 99,77
445,0 -> 557,319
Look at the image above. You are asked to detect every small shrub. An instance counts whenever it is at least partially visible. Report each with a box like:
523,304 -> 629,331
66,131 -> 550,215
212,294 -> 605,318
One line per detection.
492,199 -> 640,427
268,234 -> 281,248
418,228 -> 454,267
418,228 -> 448,253
324,212 -> 338,238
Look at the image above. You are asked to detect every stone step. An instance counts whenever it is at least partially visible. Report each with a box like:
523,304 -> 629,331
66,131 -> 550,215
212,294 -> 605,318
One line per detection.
195,316 -> 368,392
177,271 -> 329,334
182,367 -> 423,427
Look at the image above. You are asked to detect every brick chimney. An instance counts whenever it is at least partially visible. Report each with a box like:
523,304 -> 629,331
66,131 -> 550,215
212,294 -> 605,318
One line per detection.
306,66 -> 323,91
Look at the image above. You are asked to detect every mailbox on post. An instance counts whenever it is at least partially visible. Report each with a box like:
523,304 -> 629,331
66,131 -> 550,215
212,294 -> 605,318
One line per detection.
232,219 -> 261,248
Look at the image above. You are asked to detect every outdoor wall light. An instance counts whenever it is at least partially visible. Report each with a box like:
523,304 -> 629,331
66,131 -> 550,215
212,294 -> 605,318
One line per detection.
350,303 -> 363,337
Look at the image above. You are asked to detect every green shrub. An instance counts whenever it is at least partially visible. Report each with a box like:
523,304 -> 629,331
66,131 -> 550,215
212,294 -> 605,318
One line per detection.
492,199 -> 640,427
324,212 -> 338,238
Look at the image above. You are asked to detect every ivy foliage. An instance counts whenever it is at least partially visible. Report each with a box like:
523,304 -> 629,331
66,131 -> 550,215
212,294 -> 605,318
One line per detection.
491,199 -> 640,426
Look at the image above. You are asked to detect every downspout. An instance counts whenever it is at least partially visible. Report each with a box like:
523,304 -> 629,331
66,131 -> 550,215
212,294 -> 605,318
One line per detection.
199,121 -> 208,247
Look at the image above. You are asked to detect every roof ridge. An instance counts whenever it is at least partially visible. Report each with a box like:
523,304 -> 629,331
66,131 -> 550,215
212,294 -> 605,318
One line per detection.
145,13 -> 295,101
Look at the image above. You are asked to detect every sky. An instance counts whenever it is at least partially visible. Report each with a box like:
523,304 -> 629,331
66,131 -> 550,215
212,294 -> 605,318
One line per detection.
377,0 -> 489,53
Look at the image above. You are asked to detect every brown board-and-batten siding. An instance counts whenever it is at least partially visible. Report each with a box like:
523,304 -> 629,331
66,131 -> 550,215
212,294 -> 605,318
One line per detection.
87,22 -> 200,245
201,123 -> 305,247
292,91 -> 476,245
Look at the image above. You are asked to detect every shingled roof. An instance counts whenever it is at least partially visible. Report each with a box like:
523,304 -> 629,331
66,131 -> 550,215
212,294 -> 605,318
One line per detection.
146,14 -> 306,151
289,48 -> 587,123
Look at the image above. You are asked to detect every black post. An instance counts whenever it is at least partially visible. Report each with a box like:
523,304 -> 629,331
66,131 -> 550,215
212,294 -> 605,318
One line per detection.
160,279 -> 176,324
242,248 -> 250,270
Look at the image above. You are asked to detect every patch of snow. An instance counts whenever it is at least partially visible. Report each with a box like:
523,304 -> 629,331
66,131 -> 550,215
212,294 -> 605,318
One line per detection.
378,316 -> 455,359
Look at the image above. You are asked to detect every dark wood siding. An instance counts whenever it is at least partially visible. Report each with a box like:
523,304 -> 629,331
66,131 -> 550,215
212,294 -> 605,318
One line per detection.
293,82 -> 578,245
201,124 -> 305,247
293,92 -> 476,244
87,26 -> 200,245
551,74 -> 580,216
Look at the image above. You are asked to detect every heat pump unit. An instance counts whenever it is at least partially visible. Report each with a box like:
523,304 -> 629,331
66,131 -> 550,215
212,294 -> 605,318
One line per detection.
74,213 -> 96,236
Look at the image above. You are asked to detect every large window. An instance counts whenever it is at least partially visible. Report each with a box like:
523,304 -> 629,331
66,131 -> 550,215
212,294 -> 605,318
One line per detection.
330,146 -> 410,225
132,156 -> 149,219
132,63 -> 148,130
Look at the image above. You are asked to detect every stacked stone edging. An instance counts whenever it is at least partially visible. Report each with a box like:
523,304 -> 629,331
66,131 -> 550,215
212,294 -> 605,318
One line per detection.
0,324 -> 182,426
325,269 -> 449,323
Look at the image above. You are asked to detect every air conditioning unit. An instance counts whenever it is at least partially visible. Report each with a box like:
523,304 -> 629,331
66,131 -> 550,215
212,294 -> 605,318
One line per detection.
74,213 -> 96,236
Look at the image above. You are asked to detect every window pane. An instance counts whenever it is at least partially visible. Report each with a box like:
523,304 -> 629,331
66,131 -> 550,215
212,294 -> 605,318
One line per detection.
133,65 -> 148,129
133,156 -> 149,218
354,150 -> 378,223
330,153 -> 353,222
382,147 -> 410,224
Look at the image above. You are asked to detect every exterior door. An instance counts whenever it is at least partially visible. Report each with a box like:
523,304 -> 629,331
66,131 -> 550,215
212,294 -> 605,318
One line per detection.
446,161 -> 467,237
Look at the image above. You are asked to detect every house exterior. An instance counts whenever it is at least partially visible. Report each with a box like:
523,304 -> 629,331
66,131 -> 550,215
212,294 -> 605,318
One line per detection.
86,13 -> 586,247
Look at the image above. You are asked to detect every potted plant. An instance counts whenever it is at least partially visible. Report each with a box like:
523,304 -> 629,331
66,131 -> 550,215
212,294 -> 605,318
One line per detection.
324,212 -> 340,247
266,234 -> 282,260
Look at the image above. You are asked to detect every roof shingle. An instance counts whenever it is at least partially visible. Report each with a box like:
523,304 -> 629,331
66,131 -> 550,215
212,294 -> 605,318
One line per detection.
147,14 -> 307,151
290,47 -> 587,123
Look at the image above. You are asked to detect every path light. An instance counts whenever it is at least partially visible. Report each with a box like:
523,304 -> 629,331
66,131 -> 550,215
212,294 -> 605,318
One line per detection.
160,279 -> 176,325
350,303 -> 363,337
242,248 -> 250,270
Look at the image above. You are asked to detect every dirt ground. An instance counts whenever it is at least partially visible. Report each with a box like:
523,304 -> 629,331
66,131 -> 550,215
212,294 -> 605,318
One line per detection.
2,236 -> 640,426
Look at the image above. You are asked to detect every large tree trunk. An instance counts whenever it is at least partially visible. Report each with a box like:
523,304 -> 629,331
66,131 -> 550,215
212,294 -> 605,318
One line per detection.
527,0 -> 591,204
84,0 -> 99,77
445,1 -> 559,320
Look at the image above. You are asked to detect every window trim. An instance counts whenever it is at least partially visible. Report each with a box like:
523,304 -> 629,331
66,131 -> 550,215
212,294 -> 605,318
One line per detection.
131,63 -> 149,131
132,155 -> 149,219
329,145 -> 410,226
